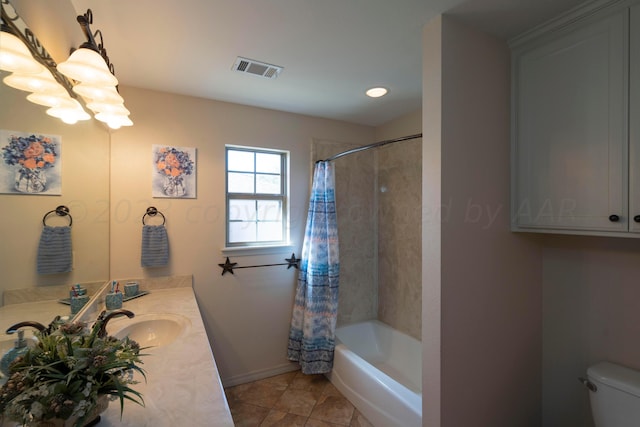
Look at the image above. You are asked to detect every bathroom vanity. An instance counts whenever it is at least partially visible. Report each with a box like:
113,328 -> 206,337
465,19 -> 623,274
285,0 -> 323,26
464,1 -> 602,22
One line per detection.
0,276 -> 234,427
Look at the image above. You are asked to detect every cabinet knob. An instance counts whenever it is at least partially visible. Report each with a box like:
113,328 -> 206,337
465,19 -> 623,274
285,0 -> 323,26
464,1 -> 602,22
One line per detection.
634,215 -> 640,223
609,214 -> 620,222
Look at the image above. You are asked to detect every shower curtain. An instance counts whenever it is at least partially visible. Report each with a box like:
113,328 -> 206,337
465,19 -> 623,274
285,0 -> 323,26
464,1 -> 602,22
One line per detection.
287,161 -> 340,374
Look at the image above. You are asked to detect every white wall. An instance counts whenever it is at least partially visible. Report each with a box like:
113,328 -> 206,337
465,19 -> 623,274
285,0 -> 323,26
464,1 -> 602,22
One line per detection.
422,15 -> 444,427
109,86 -> 374,384
423,16 -> 543,426
374,110 -> 422,143
542,235 -> 640,427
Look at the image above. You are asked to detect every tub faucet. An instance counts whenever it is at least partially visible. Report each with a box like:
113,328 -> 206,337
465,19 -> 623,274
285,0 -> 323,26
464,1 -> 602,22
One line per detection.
96,309 -> 135,338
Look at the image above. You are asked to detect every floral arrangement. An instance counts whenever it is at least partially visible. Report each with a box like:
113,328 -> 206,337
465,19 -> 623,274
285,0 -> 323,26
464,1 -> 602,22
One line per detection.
2,134 -> 58,170
155,147 -> 194,178
0,316 -> 146,427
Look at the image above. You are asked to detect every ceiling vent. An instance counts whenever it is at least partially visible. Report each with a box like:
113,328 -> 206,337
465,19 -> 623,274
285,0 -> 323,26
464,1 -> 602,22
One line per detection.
232,57 -> 283,79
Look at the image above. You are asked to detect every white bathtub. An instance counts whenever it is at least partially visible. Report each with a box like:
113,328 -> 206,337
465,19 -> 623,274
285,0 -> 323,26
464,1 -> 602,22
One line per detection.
326,320 -> 422,427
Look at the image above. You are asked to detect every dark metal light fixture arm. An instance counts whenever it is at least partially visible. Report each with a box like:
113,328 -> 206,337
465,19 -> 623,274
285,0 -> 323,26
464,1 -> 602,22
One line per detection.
76,9 -> 97,49
75,9 -> 116,77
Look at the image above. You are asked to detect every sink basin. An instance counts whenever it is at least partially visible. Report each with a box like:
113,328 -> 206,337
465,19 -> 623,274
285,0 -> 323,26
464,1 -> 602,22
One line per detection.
110,313 -> 191,348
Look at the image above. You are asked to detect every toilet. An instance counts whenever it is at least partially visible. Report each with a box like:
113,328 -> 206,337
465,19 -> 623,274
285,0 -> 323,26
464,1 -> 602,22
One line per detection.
584,361 -> 640,426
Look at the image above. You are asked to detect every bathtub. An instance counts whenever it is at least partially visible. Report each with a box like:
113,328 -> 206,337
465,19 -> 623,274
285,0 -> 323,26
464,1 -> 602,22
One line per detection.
326,320 -> 422,427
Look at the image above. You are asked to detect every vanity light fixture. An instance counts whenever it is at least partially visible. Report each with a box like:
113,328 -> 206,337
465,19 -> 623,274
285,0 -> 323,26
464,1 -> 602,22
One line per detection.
3,68 -> 64,93
365,87 -> 388,98
0,30 -> 43,74
57,47 -> 118,87
0,1 -> 132,129
26,91 -> 71,107
73,83 -> 123,104
57,9 -> 132,129
46,99 -> 91,124
1,1 -> 90,125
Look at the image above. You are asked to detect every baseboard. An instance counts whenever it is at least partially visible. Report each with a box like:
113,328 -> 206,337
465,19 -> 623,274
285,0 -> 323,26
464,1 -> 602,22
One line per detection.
221,362 -> 300,387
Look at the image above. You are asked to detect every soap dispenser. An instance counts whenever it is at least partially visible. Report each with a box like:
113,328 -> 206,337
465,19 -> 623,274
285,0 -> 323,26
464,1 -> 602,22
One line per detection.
0,329 -> 31,377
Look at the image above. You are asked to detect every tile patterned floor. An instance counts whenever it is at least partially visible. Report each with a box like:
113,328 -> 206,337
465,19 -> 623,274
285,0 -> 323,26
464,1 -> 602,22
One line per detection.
224,370 -> 374,427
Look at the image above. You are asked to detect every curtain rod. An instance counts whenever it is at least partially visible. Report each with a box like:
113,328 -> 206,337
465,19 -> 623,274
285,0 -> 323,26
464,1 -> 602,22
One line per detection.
317,133 -> 423,163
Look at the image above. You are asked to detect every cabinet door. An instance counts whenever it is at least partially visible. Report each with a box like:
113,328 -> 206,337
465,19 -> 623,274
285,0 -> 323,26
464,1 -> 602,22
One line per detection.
630,5 -> 640,233
512,10 -> 628,232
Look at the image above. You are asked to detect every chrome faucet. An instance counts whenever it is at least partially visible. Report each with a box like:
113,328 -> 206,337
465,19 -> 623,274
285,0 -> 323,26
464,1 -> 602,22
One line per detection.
96,309 -> 135,338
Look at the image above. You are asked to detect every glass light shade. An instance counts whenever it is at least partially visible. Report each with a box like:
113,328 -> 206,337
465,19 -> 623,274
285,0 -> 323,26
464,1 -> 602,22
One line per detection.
0,31 -> 44,74
46,99 -> 91,124
95,112 -> 133,129
365,87 -> 388,98
3,69 -> 63,94
26,92 -> 76,108
73,83 -> 123,104
57,48 -> 118,86
86,101 -> 130,115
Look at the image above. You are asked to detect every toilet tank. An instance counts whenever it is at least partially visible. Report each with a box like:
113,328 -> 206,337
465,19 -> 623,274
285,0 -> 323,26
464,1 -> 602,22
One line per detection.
587,362 -> 640,427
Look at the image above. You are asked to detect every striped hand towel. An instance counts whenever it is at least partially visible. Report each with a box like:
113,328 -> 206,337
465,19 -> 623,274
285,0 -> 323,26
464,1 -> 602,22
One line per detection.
37,226 -> 72,275
141,225 -> 169,267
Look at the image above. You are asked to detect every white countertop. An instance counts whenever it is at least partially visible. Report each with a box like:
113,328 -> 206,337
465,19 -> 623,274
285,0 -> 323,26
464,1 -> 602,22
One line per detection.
0,286 -> 234,427
98,287 -> 234,426
0,299 -> 67,334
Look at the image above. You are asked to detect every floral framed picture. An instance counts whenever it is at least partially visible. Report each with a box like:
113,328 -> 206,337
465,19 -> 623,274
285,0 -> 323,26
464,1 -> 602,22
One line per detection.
152,145 -> 196,198
0,129 -> 62,195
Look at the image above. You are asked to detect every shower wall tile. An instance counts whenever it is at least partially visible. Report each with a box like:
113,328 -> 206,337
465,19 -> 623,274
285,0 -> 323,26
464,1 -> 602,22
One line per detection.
311,138 -> 422,336
377,140 -> 422,339
313,140 -> 377,325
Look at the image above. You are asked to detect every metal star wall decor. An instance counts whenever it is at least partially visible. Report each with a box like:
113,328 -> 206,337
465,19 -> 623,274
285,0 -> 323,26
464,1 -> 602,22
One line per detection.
285,253 -> 301,269
218,253 -> 301,276
218,257 -> 238,275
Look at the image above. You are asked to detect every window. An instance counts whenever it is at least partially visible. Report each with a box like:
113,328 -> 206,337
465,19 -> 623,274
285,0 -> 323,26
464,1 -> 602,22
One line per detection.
225,146 -> 288,247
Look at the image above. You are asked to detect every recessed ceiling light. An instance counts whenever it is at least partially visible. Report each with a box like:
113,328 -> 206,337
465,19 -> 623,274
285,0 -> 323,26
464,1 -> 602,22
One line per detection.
366,87 -> 388,98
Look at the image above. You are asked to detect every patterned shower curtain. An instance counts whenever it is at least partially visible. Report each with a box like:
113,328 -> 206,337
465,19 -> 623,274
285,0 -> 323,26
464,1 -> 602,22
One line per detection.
287,161 -> 340,374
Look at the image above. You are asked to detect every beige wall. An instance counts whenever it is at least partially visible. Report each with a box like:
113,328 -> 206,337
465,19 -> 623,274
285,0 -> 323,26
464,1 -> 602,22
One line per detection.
109,86 -> 374,384
10,0 -> 84,66
0,0 -> 110,299
0,77 -> 110,298
424,16 -> 543,426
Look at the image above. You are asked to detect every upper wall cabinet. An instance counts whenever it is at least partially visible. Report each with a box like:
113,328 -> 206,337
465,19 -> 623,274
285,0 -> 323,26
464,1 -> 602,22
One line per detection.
511,1 -> 640,236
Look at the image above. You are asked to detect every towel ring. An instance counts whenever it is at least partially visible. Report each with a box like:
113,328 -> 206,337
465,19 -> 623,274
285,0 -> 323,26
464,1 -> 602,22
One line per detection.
142,206 -> 166,225
42,205 -> 72,227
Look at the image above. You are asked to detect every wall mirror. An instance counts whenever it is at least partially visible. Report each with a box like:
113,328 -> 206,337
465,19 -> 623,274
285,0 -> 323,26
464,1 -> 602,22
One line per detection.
0,0 -> 110,312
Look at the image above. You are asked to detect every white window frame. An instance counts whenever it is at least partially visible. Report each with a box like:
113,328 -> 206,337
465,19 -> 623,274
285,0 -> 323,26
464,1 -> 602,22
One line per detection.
225,145 -> 289,248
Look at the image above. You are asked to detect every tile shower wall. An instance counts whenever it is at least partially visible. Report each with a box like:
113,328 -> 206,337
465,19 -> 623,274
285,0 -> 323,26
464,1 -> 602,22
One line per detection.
313,139 -> 377,325
313,136 -> 422,339
377,139 -> 422,339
